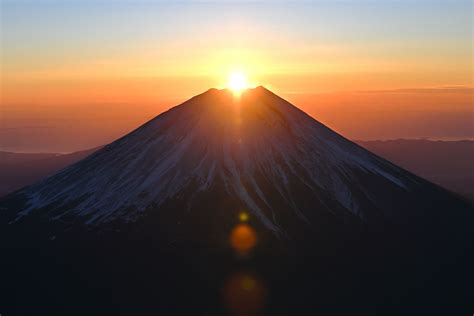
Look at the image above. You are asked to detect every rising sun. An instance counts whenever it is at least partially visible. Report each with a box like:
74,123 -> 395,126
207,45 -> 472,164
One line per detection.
227,71 -> 249,93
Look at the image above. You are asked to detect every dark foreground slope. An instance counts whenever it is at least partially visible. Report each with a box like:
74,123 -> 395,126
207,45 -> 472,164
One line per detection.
1,87 -> 473,316
1,206 -> 473,316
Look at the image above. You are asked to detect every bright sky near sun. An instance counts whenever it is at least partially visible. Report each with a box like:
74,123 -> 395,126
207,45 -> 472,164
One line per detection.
2,0 -> 472,102
227,71 -> 250,92
1,0 -> 473,152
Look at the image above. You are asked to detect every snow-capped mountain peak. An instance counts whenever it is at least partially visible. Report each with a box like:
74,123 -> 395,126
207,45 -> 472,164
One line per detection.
4,87 -> 443,236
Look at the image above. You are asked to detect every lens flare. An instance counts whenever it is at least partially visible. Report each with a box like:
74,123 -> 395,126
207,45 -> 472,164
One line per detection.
230,223 -> 257,255
238,211 -> 249,222
222,272 -> 267,316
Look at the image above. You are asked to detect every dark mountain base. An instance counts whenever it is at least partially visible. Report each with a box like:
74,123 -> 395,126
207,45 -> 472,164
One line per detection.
1,210 -> 473,316
1,179 -> 474,316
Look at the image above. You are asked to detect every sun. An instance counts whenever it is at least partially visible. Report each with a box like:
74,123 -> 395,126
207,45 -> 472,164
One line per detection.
227,71 -> 249,93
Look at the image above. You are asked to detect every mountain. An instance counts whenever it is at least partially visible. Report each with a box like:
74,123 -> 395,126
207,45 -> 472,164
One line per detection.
1,87 -> 468,233
1,87 -> 473,316
0,147 -> 99,197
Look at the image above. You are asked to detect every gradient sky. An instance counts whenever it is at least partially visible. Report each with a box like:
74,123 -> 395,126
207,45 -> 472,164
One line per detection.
1,0 -> 473,152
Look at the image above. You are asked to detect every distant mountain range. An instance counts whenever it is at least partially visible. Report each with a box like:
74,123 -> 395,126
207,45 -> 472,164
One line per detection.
358,139 -> 474,200
0,147 -> 100,197
2,139 -> 472,201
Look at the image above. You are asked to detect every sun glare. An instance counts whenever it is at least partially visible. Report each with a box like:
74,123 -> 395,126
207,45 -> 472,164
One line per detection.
227,71 -> 249,93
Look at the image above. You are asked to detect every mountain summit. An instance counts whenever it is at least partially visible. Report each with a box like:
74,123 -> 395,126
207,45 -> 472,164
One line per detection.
1,87 -> 471,242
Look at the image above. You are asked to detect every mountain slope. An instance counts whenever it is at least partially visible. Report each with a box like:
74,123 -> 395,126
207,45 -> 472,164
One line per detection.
2,139 -> 473,200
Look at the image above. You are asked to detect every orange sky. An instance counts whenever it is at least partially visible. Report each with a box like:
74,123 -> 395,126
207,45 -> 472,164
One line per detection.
1,1 -> 473,152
